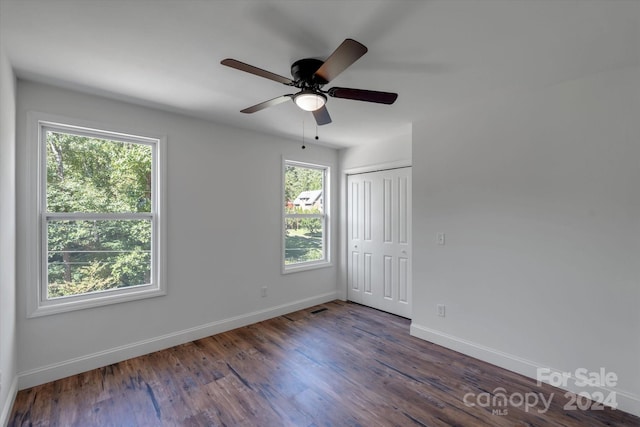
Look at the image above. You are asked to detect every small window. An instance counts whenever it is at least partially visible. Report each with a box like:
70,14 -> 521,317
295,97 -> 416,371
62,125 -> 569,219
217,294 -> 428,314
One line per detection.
283,160 -> 330,272
29,115 -> 166,316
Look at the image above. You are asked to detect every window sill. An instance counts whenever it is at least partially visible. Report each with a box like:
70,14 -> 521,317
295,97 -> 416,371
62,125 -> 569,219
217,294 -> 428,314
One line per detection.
282,261 -> 332,275
28,286 -> 166,318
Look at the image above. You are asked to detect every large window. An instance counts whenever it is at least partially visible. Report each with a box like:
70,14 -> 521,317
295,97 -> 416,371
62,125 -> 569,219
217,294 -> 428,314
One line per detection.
28,115 -> 166,316
283,160 -> 330,272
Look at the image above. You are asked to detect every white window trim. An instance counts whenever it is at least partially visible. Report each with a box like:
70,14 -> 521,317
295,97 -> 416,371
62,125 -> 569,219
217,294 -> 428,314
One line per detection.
26,112 -> 167,317
282,159 -> 331,274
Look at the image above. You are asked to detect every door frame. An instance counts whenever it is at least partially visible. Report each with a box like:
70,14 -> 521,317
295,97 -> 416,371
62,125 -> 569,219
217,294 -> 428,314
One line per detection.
339,160 -> 412,309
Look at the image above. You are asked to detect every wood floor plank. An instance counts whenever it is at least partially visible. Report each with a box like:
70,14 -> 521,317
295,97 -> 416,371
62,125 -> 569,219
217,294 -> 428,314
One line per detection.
8,301 -> 640,426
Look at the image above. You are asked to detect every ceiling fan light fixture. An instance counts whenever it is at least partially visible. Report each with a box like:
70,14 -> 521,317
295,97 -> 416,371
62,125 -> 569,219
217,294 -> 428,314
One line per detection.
294,91 -> 327,111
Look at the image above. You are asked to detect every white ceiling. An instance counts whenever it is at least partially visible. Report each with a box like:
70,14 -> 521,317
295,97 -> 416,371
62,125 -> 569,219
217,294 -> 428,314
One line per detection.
1,0 -> 638,148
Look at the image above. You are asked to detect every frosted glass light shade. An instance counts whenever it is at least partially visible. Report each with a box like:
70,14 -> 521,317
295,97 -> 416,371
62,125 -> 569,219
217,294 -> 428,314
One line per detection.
294,91 -> 327,111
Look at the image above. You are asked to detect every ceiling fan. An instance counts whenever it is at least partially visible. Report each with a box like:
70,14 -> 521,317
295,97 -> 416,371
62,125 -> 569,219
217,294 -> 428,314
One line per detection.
221,39 -> 398,126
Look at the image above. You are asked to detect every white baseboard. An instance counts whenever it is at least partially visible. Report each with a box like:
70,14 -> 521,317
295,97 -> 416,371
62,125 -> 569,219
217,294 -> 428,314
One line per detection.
1,375 -> 18,427
18,292 -> 338,390
410,322 -> 640,418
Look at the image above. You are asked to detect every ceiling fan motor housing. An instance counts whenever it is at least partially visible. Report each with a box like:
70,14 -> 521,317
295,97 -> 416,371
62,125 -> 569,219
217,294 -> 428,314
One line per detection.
291,58 -> 326,86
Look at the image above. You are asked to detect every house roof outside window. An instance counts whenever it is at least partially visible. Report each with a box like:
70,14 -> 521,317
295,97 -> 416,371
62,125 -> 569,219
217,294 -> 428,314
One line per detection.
293,190 -> 323,210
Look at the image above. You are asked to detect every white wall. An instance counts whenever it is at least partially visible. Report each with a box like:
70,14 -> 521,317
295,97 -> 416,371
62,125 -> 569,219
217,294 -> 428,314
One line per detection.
0,45 -> 18,426
339,129 -> 412,173
411,65 -> 640,416
15,81 -> 339,388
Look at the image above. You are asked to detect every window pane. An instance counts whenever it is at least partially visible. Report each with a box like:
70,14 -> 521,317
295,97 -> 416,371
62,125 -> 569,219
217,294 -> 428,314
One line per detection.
46,130 -> 152,213
47,219 -> 151,298
285,217 -> 324,264
284,165 -> 324,214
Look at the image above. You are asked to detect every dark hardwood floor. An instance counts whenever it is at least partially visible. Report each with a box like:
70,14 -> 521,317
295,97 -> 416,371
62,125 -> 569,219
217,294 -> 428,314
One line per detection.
9,300 -> 639,426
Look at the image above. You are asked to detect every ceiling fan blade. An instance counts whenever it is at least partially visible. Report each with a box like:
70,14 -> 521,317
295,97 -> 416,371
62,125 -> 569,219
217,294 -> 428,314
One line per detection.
241,95 -> 293,113
221,58 -> 294,85
313,39 -> 367,83
328,87 -> 398,105
312,105 -> 332,126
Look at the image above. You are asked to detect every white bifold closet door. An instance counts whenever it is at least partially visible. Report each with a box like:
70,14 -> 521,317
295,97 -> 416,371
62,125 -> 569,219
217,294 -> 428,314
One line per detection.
347,167 -> 411,318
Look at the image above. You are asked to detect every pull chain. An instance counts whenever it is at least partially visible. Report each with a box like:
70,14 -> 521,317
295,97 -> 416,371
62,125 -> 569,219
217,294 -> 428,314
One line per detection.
301,119 -> 319,149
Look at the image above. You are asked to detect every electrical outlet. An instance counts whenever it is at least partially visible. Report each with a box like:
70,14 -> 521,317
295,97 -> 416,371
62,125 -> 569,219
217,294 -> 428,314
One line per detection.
261,286 -> 268,298
437,304 -> 446,317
